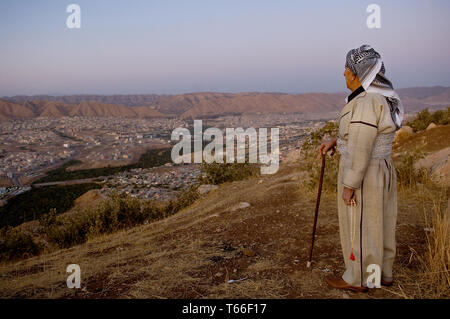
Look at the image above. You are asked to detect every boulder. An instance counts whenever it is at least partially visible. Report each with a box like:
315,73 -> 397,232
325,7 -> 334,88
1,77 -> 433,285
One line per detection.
230,202 -> 251,211
415,147 -> 450,186
284,148 -> 302,163
197,184 -> 218,195
426,122 -> 437,130
394,126 -> 414,144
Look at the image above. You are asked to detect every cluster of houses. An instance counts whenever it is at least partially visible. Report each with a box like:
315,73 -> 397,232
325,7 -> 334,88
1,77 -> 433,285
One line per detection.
100,165 -> 201,201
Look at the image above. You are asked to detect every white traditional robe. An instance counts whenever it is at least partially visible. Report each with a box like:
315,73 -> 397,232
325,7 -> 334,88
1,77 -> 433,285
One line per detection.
337,89 -> 398,287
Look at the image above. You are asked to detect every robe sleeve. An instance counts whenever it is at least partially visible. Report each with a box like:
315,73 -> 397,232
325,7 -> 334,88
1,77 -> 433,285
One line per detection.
342,96 -> 380,189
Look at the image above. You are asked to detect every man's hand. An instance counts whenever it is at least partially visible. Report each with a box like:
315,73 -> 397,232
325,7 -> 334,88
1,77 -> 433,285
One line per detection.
319,137 -> 337,156
342,186 -> 355,206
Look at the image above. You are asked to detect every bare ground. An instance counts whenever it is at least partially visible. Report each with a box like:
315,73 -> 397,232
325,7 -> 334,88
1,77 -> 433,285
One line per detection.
0,162 -> 433,299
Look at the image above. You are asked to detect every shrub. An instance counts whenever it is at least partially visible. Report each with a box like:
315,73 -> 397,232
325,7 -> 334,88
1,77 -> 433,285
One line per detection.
199,162 -> 258,185
45,213 -> 91,248
406,107 -> 450,132
165,185 -> 200,216
301,121 -> 339,193
395,147 -> 427,187
41,187 -> 200,249
142,202 -> 165,221
306,154 -> 339,193
0,183 -> 101,228
39,208 -> 57,231
0,227 -> 41,261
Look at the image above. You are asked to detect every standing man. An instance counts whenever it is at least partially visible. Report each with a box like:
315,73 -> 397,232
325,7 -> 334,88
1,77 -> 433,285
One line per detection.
319,45 -> 404,292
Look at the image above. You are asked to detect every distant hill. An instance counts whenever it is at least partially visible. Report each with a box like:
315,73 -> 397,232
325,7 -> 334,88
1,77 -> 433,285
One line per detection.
0,100 -> 165,121
1,86 -> 449,121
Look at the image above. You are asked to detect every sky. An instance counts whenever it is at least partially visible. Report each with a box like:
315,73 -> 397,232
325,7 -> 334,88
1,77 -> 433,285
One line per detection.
0,0 -> 449,96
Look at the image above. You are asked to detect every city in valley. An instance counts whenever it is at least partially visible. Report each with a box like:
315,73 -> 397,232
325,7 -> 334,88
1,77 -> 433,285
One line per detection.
0,114 -> 328,206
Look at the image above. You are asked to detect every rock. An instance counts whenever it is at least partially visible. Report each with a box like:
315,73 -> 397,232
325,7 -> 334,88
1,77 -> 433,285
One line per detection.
197,184 -> 218,195
426,122 -> 437,130
394,126 -> 414,144
284,149 -> 302,163
230,202 -> 251,211
415,147 -> 450,186
241,248 -> 256,257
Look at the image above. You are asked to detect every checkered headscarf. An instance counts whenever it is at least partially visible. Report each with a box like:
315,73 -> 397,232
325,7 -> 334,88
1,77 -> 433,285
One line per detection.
345,44 -> 403,129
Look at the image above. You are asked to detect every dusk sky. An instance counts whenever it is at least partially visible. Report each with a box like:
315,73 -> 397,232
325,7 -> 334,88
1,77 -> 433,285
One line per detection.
0,0 -> 449,96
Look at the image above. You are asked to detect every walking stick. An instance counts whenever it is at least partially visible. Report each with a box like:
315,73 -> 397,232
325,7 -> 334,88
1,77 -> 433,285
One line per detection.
306,152 -> 326,268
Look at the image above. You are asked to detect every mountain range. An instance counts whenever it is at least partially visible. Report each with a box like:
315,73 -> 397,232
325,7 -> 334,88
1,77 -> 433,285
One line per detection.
1,86 -> 449,121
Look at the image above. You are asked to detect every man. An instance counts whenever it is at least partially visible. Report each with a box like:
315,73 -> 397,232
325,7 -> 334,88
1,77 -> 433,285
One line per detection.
319,44 -> 404,292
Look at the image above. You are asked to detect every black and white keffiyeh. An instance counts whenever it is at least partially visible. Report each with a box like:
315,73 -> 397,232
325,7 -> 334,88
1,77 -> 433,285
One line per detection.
345,44 -> 403,130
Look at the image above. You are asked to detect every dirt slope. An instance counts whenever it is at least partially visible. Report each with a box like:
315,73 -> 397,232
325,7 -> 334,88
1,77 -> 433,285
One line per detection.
2,125 -> 449,299
0,163 -> 428,299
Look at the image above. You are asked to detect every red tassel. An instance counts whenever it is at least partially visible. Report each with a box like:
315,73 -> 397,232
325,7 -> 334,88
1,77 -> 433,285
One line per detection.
350,251 -> 355,261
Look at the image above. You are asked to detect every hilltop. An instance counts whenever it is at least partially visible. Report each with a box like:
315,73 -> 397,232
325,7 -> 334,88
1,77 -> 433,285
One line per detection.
0,100 -> 165,121
0,124 -> 448,299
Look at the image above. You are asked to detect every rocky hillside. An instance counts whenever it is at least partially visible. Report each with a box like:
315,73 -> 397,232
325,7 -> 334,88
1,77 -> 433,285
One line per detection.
394,125 -> 450,186
0,100 -> 165,121
2,86 -> 449,120
0,125 -> 448,299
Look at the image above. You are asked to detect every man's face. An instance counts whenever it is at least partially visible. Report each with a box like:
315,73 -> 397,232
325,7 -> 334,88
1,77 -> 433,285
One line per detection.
343,67 -> 358,90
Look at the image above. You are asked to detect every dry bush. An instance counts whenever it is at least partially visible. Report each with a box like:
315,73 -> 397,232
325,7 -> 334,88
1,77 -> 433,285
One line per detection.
300,121 -> 339,193
0,227 -> 41,261
43,188 -> 201,250
395,147 -> 427,189
406,107 -> 450,132
199,161 -> 259,185
0,186 -> 203,260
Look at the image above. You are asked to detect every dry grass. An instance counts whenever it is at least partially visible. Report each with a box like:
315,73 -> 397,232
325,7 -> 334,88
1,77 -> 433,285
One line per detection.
421,196 -> 450,297
0,162 -> 430,299
387,183 -> 449,299
0,126 -> 449,298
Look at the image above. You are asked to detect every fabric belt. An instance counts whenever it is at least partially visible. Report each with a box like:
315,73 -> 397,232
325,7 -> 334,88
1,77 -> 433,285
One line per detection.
337,133 -> 395,159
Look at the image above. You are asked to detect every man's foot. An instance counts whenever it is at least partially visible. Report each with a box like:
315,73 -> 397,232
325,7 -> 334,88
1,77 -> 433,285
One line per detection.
325,275 -> 368,293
